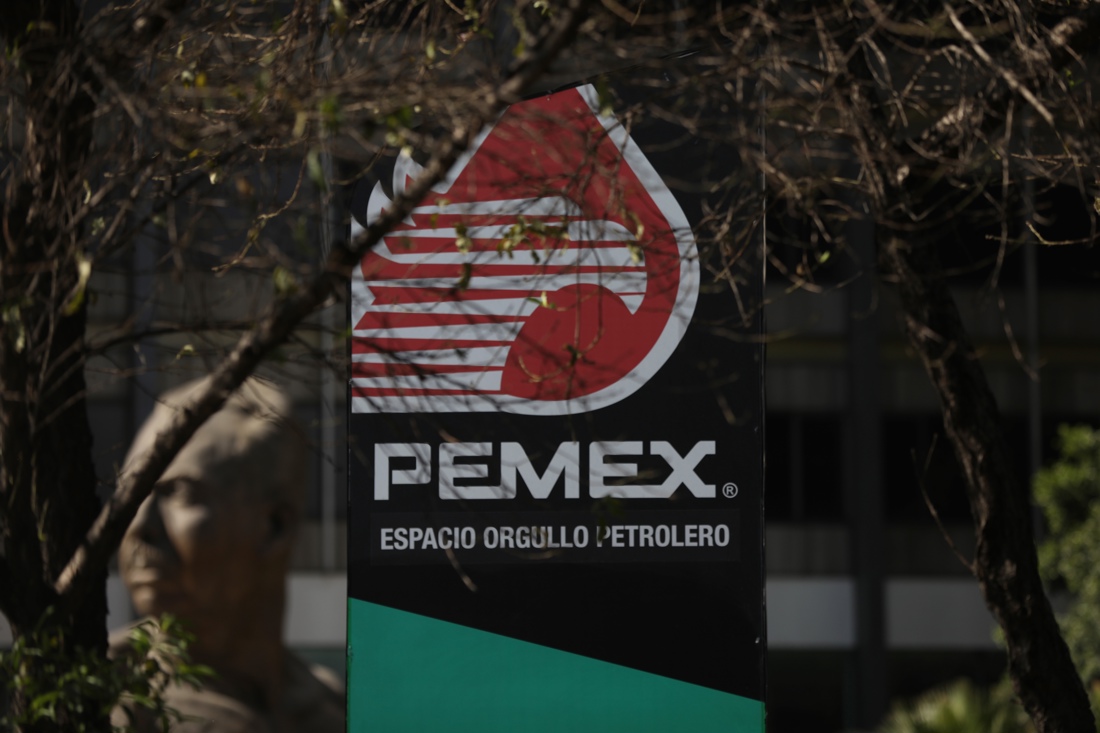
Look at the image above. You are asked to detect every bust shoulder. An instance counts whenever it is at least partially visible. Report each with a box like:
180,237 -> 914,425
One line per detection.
109,626 -> 344,733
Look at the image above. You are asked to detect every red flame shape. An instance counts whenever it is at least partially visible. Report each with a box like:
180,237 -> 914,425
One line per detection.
350,85 -> 697,415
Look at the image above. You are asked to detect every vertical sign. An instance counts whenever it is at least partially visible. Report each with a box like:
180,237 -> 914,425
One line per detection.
347,80 -> 764,731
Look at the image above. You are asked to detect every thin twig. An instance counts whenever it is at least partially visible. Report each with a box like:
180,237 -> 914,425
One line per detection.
916,435 -> 976,574
54,0 -> 591,606
945,5 -> 1054,129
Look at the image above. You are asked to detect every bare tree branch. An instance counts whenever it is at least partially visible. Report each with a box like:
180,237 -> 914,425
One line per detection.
916,4 -> 1100,160
915,437 -> 976,574
54,0 -> 591,607
85,319 -> 334,355
882,233 -> 1095,733
830,4 -> 1100,729
944,5 -> 1054,129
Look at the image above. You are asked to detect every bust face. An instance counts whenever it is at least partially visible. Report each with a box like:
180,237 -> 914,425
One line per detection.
119,411 -> 277,630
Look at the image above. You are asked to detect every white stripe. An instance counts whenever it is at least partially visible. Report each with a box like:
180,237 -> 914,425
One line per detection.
357,287 -> 643,326
569,220 -> 634,240
411,197 -> 582,217
364,296 -> 539,317
352,371 -> 503,392
354,322 -> 523,341
389,220 -> 634,243
352,346 -> 510,367
362,271 -> 649,295
378,242 -> 639,269
352,393 -> 499,413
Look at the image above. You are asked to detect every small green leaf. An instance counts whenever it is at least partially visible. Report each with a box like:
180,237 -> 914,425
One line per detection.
307,150 -> 326,191
62,253 -> 93,316
525,291 -> 553,309
594,78 -> 614,117
456,262 -> 472,290
454,222 -> 472,254
273,266 -> 299,297
26,20 -> 58,35
319,95 -> 342,133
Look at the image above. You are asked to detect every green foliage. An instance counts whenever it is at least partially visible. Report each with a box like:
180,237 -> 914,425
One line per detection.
318,95 -> 342,134
879,679 -> 1033,733
273,265 -> 301,298
0,613 -> 212,732
494,216 -> 569,262
1,299 -> 28,353
454,221 -> 472,254
61,252 -> 93,317
306,150 -> 326,192
1035,424 -> 1100,683
328,0 -> 347,31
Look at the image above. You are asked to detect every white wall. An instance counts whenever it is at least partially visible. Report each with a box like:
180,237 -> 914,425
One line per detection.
1,574 -> 995,652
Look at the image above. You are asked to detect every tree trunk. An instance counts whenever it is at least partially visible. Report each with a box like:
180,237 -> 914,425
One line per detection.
880,233 -> 1095,733
1,1 -> 109,730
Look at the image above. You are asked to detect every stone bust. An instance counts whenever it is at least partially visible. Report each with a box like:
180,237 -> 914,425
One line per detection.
111,378 -> 343,733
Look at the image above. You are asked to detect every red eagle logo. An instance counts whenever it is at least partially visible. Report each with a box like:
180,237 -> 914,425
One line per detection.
350,85 -> 698,415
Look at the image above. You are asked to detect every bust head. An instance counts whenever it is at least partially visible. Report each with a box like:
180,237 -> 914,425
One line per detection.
119,378 -> 306,645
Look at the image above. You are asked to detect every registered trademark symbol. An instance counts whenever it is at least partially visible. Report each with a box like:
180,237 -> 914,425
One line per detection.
722,483 -> 739,499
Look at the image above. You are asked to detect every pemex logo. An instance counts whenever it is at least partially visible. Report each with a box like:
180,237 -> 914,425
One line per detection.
350,85 -> 698,415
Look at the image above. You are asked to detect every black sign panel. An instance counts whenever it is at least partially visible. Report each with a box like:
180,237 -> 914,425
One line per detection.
347,72 -> 764,731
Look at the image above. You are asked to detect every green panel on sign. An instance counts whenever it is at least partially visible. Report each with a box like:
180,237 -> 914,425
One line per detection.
347,599 -> 764,732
